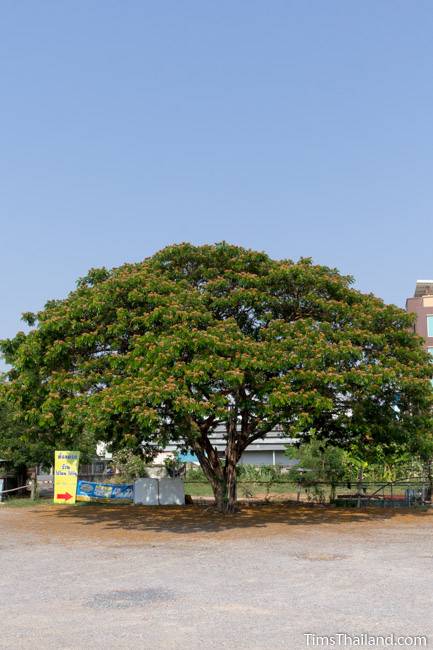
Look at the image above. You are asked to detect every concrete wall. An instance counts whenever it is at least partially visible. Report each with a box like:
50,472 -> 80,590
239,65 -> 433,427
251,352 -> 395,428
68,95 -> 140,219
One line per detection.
134,478 -> 185,505
134,478 -> 159,505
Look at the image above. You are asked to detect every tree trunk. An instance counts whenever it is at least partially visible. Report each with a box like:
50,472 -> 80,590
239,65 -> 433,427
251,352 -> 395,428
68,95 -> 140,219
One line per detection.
192,440 -> 232,513
224,456 -> 238,513
219,419 -> 240,513
192,417 -> 246,514
211,479 -> 226,512
30,466 -> 38,501
203,445 -> 239,514
209,470 -> 238,513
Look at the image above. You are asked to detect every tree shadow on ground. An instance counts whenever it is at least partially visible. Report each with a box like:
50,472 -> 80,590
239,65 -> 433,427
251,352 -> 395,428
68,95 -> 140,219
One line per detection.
52,501 -> 433,536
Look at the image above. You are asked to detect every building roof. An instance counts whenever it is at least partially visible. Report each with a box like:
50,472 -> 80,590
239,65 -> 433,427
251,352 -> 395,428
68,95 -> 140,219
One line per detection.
414,280 -> 433,298
164,424 -> 295,453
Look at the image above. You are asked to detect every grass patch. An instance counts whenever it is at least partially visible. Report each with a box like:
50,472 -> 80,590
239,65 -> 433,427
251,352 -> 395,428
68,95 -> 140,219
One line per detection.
184,481 -> 214,497
184,480 -> 300,498
1,497 -> 50,508
1,497 -> 92,508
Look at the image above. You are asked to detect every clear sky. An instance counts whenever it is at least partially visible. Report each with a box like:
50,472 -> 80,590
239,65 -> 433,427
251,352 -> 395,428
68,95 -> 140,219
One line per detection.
1,1 -> 433,353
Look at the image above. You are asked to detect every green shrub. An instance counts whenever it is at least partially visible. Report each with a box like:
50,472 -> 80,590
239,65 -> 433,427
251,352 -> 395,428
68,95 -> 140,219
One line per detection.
112,450 -> 148,481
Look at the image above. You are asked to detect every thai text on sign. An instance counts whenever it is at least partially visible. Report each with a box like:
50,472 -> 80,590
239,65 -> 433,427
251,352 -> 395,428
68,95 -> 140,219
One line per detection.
54,450 -> 80,504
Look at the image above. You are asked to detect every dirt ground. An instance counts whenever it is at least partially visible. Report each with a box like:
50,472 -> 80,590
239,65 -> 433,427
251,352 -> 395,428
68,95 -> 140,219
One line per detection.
1,503 -> 433,649
2,501 -> 433,544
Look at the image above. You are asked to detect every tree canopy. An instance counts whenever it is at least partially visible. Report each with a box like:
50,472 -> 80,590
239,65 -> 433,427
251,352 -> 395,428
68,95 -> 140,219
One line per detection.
1,242 -> 432,511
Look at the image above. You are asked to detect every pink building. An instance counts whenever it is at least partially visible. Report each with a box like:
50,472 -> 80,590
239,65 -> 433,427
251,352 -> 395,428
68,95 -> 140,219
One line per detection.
406,280 -> 433,356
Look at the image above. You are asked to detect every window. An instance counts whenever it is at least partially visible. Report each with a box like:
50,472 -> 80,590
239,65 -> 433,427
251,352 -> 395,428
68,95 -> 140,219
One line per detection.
428,316 -> 433,337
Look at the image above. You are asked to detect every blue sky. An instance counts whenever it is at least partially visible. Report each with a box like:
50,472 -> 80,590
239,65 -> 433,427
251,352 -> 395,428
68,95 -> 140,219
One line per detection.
1,1 -> 433,352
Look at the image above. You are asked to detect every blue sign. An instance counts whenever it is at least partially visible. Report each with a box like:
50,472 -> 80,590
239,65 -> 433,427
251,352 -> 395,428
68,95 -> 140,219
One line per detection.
178,452 -> 199,463
76,480 -> 134,502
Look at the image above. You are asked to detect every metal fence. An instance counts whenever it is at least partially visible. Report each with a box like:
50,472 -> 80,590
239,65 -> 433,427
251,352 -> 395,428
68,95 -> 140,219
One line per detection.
183,478 -> 432,507
2,475 -> 430,508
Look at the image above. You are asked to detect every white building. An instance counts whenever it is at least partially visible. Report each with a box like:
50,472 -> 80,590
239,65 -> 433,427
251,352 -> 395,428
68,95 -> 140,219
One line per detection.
161,424 -> 295,466
97,425 -> 296,468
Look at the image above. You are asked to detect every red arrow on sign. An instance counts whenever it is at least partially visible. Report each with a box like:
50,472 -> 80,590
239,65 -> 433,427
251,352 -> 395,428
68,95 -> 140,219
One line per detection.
56,492 -> 73,501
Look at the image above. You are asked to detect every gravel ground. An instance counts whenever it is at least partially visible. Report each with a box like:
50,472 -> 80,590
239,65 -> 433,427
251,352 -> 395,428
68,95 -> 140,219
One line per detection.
1,504 -> 432,649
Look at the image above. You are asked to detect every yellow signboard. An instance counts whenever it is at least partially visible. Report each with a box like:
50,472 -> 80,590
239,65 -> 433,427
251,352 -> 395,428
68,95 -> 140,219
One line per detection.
54,450 -> 80,504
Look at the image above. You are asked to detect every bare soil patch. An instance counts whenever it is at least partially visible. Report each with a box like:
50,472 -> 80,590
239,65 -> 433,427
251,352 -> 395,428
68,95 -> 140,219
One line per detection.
1,501 -> 431,546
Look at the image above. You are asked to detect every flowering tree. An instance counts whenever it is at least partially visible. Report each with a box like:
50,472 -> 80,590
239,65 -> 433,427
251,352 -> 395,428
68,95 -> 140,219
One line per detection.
1,243 -> 432,512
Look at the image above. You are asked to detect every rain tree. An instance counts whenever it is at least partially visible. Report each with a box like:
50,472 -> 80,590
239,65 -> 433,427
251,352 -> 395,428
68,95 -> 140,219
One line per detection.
1,243 -> 432,512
